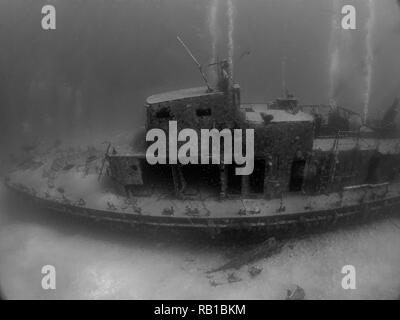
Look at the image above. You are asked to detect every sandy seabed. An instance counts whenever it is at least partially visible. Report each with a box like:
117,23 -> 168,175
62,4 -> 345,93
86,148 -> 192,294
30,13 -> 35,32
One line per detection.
0,182 -> 400,300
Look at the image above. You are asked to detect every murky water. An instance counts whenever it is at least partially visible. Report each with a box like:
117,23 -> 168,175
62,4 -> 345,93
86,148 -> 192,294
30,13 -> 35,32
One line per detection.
1,0 -> 400,300
1,183 -> 399,300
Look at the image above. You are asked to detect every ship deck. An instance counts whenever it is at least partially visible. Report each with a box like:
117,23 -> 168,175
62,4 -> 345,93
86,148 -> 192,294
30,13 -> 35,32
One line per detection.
5,147 -> 400,230
3,129 -> 400,232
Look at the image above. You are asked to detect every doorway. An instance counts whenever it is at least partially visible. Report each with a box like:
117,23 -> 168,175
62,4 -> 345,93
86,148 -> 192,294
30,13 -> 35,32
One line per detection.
289,158 -> 306,192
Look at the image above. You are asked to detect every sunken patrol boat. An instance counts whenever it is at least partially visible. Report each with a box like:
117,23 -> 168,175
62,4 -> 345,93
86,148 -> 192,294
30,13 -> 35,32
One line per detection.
5,44 -> 400,237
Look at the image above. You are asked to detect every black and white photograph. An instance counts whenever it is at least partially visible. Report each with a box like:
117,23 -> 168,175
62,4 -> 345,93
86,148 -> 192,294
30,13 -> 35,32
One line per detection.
0,0 -> 400,303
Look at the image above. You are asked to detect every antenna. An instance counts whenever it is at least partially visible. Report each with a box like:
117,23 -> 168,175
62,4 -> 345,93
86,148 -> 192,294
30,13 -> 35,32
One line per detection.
177,36 -> 212,91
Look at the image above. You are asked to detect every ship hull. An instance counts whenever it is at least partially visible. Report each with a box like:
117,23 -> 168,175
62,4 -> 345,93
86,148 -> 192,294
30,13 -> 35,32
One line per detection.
5,178 -> 400,237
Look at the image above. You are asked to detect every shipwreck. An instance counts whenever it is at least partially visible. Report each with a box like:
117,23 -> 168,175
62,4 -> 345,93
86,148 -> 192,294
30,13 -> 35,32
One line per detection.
5,39 -> 400,236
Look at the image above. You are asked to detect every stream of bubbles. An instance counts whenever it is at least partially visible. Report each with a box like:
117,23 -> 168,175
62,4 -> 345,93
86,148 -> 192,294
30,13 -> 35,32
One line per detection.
329,0 -> 341,102
364,0 -> 376,123
227,0 -> 235,78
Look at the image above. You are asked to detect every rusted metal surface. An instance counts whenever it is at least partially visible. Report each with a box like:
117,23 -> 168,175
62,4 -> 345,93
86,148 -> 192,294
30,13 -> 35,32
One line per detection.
5,176 -> 400,235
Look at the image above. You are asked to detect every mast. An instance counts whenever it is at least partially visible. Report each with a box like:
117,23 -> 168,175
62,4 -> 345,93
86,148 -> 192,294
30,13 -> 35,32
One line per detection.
177,36 -> 212,92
